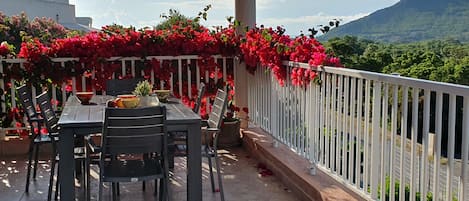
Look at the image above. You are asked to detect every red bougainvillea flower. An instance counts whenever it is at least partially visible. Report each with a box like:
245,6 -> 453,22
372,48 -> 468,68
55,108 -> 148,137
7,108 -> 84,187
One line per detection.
0,42 -> 13,57
40,128 -> 48,135
242,107 -> 249,114
240,26 -> 341,86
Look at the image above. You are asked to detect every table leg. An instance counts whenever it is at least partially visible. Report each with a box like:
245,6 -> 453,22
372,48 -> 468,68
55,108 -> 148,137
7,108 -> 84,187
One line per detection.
59,128 -> 76,201
187,123 -> 202,201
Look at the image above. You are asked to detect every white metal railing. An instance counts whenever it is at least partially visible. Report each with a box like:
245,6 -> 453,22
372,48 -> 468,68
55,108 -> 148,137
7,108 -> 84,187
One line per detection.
0,55 -> 234,134
248,61 -> 469,201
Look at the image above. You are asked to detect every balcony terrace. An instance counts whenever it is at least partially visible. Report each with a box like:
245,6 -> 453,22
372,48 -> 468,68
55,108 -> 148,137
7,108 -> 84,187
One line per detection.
1,53 -> 469,201
0,53 -> 468,201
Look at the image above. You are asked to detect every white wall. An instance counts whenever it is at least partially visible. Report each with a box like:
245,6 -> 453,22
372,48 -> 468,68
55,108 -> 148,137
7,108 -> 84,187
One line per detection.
0,0 -> 76,23
76,17 -> 92,27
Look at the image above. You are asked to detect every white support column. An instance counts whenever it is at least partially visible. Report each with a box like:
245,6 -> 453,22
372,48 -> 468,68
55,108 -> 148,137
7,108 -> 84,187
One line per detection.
235,0 -> 256,32
235,0 -> 255,129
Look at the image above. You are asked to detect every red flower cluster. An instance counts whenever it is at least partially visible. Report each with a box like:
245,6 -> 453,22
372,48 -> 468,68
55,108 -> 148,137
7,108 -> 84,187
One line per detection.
240,26 -> 290,85
16,23 -> 239,87
240,26 -> 343,87
0,42 -> 12,57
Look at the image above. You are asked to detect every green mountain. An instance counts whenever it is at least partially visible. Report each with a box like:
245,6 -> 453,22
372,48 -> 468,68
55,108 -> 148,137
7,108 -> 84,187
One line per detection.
322,0 -> 469,43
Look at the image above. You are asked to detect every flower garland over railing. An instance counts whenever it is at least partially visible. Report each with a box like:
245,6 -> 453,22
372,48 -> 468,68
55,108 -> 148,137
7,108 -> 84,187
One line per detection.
1,19 -> 343,135
15,23 -> 239,87
13,23 -> 341,88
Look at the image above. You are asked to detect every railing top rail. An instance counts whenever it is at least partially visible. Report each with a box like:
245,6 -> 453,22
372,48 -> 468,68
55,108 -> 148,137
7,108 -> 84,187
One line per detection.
285,61 -> 469,97
0,55 -> 227,64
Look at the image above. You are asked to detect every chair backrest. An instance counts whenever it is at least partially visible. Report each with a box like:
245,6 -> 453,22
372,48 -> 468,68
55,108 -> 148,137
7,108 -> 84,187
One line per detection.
102,106 -> 167,155
17,85 -> 38,121
105,78 -> 144,96
193,83 -> 206,114
207,89 -> 229,129
36,92 -> 59,134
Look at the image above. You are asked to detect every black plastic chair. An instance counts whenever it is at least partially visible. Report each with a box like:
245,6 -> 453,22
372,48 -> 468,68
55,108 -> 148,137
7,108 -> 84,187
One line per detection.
36,91 -> 87,201
17,85 -> 49,193
168,83 -> 206,168
174,88 -> 228,201
105,78 -> 144,96
193,82 -> 206,114
93,106 -> 170,201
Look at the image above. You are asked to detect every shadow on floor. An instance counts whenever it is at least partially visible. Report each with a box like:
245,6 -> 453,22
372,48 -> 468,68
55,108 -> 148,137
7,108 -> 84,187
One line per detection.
1,147 -> 299,201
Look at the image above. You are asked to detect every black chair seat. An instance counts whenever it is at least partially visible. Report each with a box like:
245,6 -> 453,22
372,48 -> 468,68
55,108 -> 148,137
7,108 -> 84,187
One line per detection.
102,158 -> 164,183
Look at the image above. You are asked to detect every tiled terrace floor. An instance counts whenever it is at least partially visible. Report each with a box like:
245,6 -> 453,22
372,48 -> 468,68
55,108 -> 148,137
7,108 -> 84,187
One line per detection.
1,147 -> 299,201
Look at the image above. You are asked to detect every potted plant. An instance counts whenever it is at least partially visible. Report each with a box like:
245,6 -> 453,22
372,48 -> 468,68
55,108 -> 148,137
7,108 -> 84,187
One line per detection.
133,80 -> 159,106
218,102 -> 242,148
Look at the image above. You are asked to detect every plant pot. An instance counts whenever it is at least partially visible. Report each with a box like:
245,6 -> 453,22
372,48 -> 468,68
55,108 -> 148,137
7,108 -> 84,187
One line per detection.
218,119 -> 241,148
139,96 -> 160,107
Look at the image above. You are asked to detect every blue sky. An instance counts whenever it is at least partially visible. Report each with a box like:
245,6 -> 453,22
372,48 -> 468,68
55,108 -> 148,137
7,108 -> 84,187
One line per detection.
70,0 -> 399,36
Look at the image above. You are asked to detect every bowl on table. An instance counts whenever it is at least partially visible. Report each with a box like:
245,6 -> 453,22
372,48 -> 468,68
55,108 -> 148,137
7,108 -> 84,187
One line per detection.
117,94 -> 140,108
76,92 -> 94,104
154,90 -> 171,102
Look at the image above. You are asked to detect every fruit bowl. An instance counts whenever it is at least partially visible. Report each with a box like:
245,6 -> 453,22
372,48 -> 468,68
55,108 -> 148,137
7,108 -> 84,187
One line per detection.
154,90 -> 171,102
76,92 -> 94,104
121,97 -> 140,108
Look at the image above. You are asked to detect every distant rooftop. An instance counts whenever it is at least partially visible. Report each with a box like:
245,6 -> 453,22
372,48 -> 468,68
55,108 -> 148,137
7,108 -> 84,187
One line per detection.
0,0 -> 96,32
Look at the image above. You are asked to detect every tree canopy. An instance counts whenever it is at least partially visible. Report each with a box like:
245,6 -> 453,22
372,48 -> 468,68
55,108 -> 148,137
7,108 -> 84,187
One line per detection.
325,36 -> 469,85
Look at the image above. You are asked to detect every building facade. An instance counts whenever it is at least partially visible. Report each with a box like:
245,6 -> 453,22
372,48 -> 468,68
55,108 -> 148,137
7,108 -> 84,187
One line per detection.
0,0 -> 94,31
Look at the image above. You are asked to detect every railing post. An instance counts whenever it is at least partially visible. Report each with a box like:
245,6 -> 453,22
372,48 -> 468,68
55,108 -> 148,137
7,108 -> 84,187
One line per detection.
370,81 -> 381,199
461,96 -> 469,201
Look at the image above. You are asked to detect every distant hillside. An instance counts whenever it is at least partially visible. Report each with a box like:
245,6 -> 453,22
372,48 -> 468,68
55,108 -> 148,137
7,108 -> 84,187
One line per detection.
321,0 -> 469,43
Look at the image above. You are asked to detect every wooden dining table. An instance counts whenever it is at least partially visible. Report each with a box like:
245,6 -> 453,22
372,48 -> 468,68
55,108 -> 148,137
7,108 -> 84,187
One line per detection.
57,95 -> 202,201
